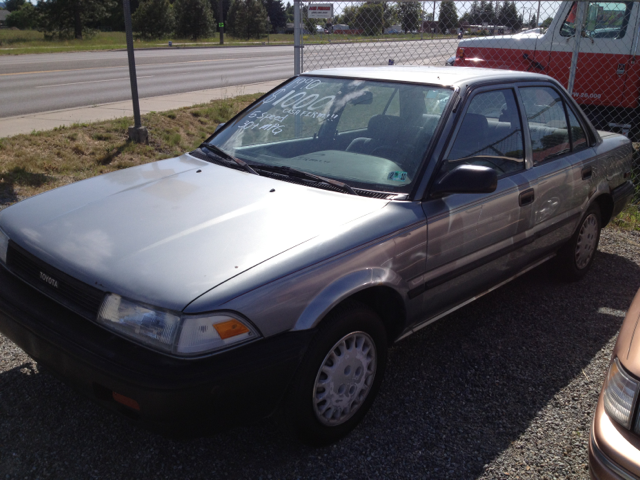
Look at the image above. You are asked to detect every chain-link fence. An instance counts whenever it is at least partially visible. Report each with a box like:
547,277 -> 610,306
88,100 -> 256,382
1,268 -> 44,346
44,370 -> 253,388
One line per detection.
294,0 -> 640,204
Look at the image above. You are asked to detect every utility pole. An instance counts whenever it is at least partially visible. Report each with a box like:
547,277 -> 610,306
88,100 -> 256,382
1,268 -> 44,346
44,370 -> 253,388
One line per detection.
123,0 -> 147,144
218,0 -> 224,45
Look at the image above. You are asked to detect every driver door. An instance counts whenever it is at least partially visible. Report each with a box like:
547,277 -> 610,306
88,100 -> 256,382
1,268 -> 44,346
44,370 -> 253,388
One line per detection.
419,87 -> 537,318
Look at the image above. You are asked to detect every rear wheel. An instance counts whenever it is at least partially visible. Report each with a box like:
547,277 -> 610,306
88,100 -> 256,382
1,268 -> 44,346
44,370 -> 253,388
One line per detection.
556,204 -> 601,281
283,302 -> 387,445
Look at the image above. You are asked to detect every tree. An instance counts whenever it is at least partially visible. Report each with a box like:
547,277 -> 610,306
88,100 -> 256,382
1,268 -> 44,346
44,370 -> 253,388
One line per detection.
227,0 -> 268,38
397,1 -> 420,33
541,16 -> 552,28
382,2 -> 397,29
4,0 -> 25,12
354,2 -> 383,36
174,0 -> 215,39
480,0 -> 495,24
336,5 -> 357,26
7,1 -> 38,28
497,0 -> 520,30
36,0 -> 116,39
438,0 -> 457,33
284,1 -> 292,23
529,13 -> 536,28
132,0 -> 174,39
262,0 -> 285,32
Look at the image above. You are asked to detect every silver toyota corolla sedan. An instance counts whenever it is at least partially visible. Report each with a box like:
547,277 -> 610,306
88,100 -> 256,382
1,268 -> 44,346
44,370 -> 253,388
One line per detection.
0,67 -> 634,445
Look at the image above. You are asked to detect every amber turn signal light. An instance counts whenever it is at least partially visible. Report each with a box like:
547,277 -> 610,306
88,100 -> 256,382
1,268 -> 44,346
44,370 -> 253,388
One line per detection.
214,319 -> 250,339
112,391 -> 141,411
457,47 -> 465,59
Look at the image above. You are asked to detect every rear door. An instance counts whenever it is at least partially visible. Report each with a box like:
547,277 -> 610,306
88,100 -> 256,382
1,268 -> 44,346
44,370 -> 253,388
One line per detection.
516,84 -> 597,260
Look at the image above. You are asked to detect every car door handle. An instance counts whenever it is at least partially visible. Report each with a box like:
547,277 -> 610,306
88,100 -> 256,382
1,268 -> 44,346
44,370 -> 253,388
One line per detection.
519,189 -> 535,206
582,166 -> 593,180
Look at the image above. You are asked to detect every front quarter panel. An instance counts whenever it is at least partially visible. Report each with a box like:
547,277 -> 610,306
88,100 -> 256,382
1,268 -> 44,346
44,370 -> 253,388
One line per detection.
185,202 -> 428,338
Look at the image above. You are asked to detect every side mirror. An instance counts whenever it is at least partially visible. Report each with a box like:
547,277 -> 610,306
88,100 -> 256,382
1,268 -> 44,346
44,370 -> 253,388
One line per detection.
215,123 -> 226,132
431,164 -> 498,197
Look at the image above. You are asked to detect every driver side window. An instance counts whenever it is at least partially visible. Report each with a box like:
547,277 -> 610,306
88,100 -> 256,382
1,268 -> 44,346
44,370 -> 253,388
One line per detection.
560,1 -> 632,38
443,89 -> 525,177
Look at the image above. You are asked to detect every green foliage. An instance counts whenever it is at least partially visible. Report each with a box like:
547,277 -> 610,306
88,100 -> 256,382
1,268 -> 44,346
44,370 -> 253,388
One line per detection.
132,0 -> 174,39
4,0 -> 25,12
382,2 -> 398,29
438,0 -> 458,32
397,1 -> 420,33
497,1 -> 521,30
335,4 -> 357,26
36,0 -> 116,39
174,0 -> 215,39
6,2 -> 38,29
355,2 -> 383,36
541,16 -> 553,28
263,0 -> 286,32
227,0 -> 268,38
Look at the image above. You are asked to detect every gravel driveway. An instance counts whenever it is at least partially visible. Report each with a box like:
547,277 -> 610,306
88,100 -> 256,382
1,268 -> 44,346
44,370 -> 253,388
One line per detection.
1,227 -> 639,480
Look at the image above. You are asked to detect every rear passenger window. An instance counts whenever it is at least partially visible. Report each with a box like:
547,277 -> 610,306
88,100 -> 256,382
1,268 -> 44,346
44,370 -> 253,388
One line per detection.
520,87 -> 571,164
444,89 -> 525,177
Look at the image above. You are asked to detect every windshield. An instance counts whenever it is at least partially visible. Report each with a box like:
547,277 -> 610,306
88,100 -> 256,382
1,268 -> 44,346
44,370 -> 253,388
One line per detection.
207,76 -> 453,193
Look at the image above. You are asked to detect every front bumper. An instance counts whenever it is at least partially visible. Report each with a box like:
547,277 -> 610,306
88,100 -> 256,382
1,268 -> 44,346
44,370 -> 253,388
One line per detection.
0,265 -> 312,435
589,396 -> 640,480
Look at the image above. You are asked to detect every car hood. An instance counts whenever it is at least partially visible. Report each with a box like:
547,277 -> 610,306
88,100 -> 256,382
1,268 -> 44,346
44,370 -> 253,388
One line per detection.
1,155 -> 388,311
459,33 -> 541,47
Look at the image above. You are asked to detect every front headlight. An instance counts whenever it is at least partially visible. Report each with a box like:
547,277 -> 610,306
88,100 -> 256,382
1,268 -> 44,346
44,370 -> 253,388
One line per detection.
97,294 -> 259,357
603,357 -> 640,430
0,228 -> 9,264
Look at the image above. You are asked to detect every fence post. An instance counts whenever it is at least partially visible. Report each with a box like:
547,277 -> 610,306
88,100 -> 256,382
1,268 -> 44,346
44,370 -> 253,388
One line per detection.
123,0 -> 147,143
294,0 -> 302,75
567,1 -> 588,95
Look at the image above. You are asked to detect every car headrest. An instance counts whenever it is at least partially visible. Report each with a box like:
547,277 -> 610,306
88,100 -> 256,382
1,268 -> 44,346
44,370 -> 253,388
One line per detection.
368,115 -> 400,139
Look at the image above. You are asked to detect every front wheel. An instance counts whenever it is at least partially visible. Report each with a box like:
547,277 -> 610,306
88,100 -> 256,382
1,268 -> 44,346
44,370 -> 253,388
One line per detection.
283,302 -> 388,445
556,204 -> 601,281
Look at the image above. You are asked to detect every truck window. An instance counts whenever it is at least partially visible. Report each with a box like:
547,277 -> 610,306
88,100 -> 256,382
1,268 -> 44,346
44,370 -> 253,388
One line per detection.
560,1 -> 632,39
520,87 -> 571,164
444,89 -> 525,177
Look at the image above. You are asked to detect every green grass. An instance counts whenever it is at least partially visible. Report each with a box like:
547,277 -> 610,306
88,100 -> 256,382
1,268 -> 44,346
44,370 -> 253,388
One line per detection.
0,93 -> 261,203
612,205 -> 640,231
0,29 -> 458,55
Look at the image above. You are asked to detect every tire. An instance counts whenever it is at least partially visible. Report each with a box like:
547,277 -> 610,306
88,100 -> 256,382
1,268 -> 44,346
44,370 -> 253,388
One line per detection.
282,301 -> 388,446
556,203 -> 601,282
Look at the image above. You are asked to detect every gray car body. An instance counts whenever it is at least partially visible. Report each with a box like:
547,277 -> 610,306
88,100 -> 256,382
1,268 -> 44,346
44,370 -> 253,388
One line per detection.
0,66 -> 633,351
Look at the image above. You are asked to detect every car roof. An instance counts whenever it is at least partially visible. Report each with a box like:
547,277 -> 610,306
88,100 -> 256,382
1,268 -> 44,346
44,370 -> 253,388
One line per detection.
304,66 -> 552,88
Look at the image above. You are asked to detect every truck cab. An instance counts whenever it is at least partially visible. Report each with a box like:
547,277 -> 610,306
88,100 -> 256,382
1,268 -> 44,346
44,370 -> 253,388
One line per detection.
452,1 -> 640,138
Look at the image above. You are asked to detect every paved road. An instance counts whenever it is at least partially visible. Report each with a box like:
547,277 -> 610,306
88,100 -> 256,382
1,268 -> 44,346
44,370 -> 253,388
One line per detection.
0,46 -> 293,118
0,39 -> 458,118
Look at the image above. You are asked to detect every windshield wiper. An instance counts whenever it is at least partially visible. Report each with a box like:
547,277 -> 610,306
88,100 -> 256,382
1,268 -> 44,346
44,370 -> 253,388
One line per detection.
251,164 -> 357,195
199,144 -> 259,176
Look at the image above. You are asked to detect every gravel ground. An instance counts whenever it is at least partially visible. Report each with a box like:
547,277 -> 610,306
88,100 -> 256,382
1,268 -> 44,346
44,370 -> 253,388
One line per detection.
1,227 -> 639,479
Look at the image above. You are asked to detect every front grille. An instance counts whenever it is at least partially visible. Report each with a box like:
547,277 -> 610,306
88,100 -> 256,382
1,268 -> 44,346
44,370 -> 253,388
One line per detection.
6,242 -> 105,320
